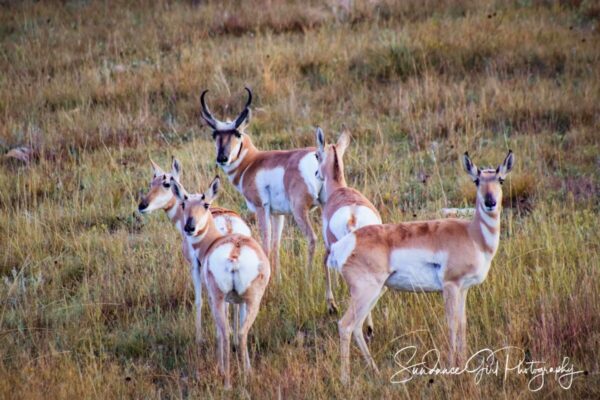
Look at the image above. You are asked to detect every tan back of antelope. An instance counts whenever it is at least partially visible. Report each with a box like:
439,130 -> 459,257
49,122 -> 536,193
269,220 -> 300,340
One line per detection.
315,127 -> 382,332
138,158 -> 252,345
172,177 -> 270,390
327,150 -> 514,383
199,88 -> 323,277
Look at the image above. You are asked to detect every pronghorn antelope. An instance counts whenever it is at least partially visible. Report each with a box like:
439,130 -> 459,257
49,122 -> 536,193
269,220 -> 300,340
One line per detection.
199,88 -> 323,276
137,158 -> 252,345
315,127 -> 382,334
327,151 -> 515,383
171,176 -> 270,389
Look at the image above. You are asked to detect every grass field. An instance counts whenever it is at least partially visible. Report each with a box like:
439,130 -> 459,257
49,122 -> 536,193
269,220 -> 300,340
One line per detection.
1,0 -> 599,398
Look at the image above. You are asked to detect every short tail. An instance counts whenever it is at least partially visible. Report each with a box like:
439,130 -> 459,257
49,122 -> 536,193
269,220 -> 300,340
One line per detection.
346,212 -> 357,233
326,233 -> 357,272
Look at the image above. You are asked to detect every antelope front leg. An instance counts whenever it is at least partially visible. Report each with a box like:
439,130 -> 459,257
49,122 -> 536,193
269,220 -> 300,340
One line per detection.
190,264 -> 204,345
323,249 -> 339,314
291,204 -> 316,273
443,282 -> 460,367
456,288 -> 469,364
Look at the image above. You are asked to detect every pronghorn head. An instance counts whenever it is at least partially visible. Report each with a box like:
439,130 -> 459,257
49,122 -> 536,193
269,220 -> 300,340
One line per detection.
463,150 -> 514,213
315,127 -> 350,184
171,176 -> 220,237
200,88 -> 252,167
138,157 -> 182,214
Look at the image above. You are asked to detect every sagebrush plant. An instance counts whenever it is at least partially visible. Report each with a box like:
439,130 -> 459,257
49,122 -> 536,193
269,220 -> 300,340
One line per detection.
1,0 -> 599,398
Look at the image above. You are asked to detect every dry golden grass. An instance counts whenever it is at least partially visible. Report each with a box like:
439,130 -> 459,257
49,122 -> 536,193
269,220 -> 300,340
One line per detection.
1,0 -> 599,398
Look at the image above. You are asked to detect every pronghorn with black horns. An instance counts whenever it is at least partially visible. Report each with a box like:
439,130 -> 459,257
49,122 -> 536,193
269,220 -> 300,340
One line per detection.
137,158 -> 252,345
200,87 -> 323,277
315,127 -> 382,330
171,176 -> 270,390
327,151 -> 515,383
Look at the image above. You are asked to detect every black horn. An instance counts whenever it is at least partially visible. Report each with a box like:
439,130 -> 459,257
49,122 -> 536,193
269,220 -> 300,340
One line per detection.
243,87 -> 252,109
234,87 -> 253,129
200,90 -> 218,129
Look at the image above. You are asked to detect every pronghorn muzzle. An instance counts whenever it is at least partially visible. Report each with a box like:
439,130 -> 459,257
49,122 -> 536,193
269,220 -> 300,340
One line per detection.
138,199 -> 149,213
484,193 -> 497,210
184,218 -> 195,235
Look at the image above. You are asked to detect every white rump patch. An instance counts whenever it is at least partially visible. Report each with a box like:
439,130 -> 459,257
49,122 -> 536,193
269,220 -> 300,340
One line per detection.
327,233 -> 356,271
230,216 -> 252,236
386,249 -> 447,292
299,152 -> 323,205
207,243 -> 261,297
328,205 -> 381,242
256,167 -> 290,214
213,215 -> 252,237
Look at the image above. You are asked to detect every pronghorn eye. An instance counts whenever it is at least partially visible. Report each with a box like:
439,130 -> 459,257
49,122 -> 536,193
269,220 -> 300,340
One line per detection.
474,178 -> 480,186
181,203 -> 185,210
204,203 -> 209,210
499,178 -> 505,185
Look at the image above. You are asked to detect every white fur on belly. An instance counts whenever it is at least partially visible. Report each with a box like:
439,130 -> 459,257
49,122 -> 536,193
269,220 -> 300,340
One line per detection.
256,167 -> 290,214
213,215 -> 252,237
328,205 -> 381,242
386,249 -> 446,292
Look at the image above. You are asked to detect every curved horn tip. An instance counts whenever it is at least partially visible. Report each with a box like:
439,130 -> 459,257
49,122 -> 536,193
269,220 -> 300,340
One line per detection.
464,151 -> 469,157
200,89 -> 210,106
508,149 -> 513,154
244,87 -> 253,106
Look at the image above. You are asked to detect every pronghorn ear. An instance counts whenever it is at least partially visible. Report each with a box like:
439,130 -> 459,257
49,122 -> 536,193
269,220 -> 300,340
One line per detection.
150,159 -> 164,177
336,130 -> 351,158
170,178 -> 188,202
315,127 -> 325,154
497,150 -> 514,179
171,157 -> 181,181
462,152 -> 480,182
204,176 -> 220,204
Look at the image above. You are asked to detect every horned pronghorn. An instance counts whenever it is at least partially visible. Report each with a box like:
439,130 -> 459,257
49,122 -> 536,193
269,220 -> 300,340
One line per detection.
137,158 -> 252,345
171,176 -> 270,389
315,127 -> 382,336
327,150 -> 515,383
199,88 -> 323,277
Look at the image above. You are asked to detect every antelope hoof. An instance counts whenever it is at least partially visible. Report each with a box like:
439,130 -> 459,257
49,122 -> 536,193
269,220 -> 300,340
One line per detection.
364,325 -> 374,344
327,301 -> 339,315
